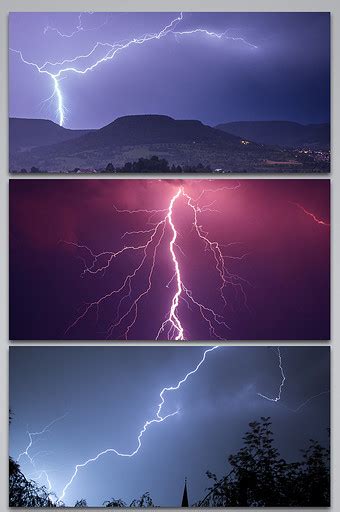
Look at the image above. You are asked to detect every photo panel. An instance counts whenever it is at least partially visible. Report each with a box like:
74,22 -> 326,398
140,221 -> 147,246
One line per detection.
9,12 -> 330,174
9,345 -> 330,507
9,179 -> 330,341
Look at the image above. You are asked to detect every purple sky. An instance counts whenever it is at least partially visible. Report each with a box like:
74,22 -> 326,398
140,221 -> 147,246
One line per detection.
9,12 -> 330,129
10,179 -> 330,341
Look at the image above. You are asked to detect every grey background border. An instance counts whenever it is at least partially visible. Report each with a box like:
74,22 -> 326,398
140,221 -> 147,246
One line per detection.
0,0 -> 337,510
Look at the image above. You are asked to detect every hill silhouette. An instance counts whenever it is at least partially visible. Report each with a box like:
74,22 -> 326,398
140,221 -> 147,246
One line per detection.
9,115 -> 329,173
84,114 -> 244,147
10,117 -> 91,152
216,121 -> 330,149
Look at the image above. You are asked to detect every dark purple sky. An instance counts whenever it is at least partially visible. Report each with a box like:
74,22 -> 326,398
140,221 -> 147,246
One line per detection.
9,12 -> 330,129
10,346 -> 330,507
9,179 -> 330,341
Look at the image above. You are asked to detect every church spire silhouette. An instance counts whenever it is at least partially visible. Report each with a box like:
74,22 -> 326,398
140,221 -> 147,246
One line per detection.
181,477 -> 189,507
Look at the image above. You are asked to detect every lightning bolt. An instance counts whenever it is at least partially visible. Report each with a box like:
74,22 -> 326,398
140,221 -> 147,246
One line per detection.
173,27 -> 257,48
10,13 -> 257,127
16,414 -> 68,496
57,346 -> 219,503
257,347 -> 329,414
44,12 -> 110,39
63,183 -> 248,340
288,390 -> 330,413
32,470 -> 52,493
257,347 -> 285,403
291,202 -> 330,227
17,413 -> 68,466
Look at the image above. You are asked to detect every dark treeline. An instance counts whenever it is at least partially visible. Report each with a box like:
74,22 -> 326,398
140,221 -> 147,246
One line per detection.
16,153 -> 329,175
17,156 -> 213,174
9,417 -> 330,507
98,156 -> 212,174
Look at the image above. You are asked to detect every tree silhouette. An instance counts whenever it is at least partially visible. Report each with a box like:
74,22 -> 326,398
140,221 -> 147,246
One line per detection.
198,417 -> 330,507
103,498 -> 126,507
298,439 -> 330,506
9,457 -> 58,507
74,499 -> 88,507
103,492 -> 155,508
102,162 -> 115,173
129,492 -> 154,507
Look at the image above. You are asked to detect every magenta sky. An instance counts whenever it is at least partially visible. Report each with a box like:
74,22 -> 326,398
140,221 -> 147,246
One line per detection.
10,179 -> 330,340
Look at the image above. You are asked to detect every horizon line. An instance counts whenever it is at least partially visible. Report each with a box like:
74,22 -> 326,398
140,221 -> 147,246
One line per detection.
9,114 -> 331,132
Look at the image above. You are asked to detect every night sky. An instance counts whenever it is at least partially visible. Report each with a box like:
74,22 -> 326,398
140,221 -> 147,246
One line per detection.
9,346 -> 330,507
9,12 -> 330,129
9,179 -> 330,341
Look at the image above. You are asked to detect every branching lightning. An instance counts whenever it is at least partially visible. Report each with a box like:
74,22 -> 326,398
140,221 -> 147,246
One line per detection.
15,347 -> 219,502
10,12 -> 257,126
16,414 -> 68,494
257,348 -> 285,403
257,347 -> 329,414
63,183 -> 248,340
291,202 -> 330,227
32,470 -> 52,493
57,345 -> 219,502
288,390 -> 330,413
17,413 -> 68,466
43,12 -> 110,39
